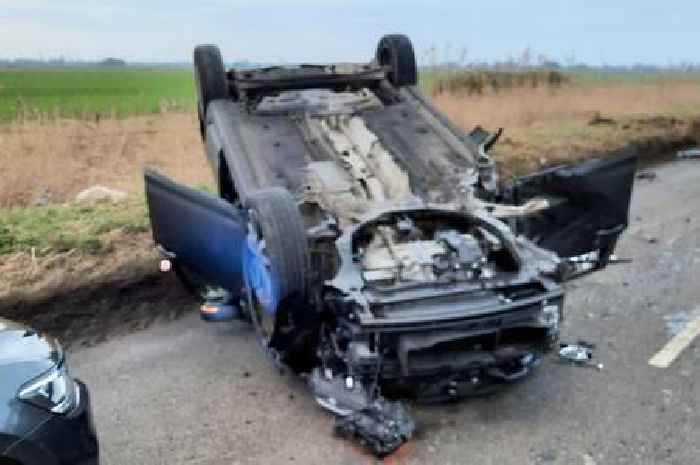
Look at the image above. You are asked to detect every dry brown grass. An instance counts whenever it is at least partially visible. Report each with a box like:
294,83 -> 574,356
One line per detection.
0,112 -> 213,305
2,80 -> 699,206
433,80 -> 700,175
0,112 -> 213,207
433,81 -> 700,128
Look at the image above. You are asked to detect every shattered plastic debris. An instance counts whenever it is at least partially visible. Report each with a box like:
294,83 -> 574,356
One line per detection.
559,343 -> 592,362
309,368 -> 415,456
558,342 -> 603,370
333,399 -> 415,457
677,148 -> 700,159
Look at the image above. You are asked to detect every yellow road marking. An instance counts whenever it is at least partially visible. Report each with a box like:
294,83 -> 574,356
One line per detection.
649,313 -> 700,368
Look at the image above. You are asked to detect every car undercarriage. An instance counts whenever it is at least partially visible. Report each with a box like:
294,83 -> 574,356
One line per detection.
144,34 -> 636,455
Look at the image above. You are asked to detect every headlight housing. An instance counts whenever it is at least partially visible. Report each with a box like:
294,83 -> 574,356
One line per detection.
18,360 -> 79,414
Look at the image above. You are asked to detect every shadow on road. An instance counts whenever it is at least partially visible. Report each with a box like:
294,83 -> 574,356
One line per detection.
1,260 -> 196,348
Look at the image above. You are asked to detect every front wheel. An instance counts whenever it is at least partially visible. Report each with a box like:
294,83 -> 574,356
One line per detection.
243,188 -> 310,349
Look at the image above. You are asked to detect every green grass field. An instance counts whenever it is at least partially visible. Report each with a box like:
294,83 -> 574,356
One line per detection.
0,199 -> 149,256
0,68 -> 195,121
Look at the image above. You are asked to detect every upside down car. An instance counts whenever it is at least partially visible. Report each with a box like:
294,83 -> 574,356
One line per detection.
144,34 -> 636,455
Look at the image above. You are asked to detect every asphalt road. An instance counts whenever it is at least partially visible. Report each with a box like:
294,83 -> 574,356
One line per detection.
71,160 -> 700,465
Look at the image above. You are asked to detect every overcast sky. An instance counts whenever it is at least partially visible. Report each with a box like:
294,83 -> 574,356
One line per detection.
0,0 -> 697,65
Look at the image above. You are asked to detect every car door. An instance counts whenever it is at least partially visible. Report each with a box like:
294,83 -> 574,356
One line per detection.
144,169 -> 247,296
507,151 -> 637,269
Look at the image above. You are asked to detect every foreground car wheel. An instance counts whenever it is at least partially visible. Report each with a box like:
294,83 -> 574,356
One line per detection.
243,188 -> 310,347
194,44 -> 228,137
376,34 -> 418,87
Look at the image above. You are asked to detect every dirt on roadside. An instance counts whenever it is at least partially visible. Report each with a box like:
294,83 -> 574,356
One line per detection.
0,112 -> 212,207
492,115 -> 700,178
1,111 -> 211,345
0,232 -> 196,348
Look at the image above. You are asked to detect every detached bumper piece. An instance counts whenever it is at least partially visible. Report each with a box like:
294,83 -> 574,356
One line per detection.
309,368 -> 415,457
333,399 -> 414,457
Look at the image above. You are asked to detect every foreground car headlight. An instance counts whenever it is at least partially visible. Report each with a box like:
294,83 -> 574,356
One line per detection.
18,361 -> 79,414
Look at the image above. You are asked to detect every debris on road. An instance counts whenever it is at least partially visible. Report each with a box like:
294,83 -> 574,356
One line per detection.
75,185 -> 127,203
559,343 -> 593,363
559,342 -> 603,369
677,148 -> 700,159
310,367 -> 415,456
608,254 -> 633,264
333,399 -> 415,457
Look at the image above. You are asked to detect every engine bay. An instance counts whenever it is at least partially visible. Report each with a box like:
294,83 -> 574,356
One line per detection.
359,218 -> 510,287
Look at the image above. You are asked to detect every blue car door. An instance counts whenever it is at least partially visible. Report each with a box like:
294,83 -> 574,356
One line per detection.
144,169 -> 247,296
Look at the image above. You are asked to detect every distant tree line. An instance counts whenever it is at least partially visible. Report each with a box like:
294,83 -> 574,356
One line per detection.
1,49 -> 700,73
420,45 -> 700,74
0,57 -> 259,69
0,57 -> 187,69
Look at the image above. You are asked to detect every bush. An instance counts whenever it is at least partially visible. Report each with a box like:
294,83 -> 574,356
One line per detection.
430,70 -> 569,96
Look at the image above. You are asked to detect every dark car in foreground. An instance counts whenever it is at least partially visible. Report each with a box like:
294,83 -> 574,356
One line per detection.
144,34 -> 636,455
0,318 -> 99,465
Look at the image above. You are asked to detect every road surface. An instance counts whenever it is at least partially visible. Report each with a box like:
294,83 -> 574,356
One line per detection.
72,160 -> 700,465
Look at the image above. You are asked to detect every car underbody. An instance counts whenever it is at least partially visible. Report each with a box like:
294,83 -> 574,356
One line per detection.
144,35 -> 636,455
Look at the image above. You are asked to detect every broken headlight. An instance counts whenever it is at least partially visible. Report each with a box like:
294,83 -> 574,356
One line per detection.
18,358 -> 79,415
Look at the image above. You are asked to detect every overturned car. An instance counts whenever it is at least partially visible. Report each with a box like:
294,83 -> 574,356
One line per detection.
145,35 -> 636,455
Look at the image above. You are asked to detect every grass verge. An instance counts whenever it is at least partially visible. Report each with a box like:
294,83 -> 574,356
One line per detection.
0,198 -> 149,256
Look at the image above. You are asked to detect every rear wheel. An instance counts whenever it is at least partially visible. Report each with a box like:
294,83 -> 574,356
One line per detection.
194,44 -> 228,137
376,34 -> 418,87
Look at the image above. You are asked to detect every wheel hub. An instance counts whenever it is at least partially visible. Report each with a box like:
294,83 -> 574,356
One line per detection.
244,221 -> 278,345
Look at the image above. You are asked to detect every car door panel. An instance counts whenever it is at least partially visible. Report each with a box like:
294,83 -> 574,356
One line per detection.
508,151 -> 637,265
144,169 -> 247,295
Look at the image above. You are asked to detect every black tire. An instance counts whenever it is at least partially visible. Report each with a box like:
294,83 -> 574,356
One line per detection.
376,34 -> 418,87
194,44 -> 228,136
245,187 -> 309,315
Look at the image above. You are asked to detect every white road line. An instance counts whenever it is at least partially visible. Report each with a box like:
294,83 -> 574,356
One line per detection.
649,313 -> 700,368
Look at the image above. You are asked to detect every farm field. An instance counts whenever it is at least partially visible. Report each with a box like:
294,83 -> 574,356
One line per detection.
0,68 -> 195,121
434,78 -> 700,175
2,68 -> 699,206
1,67 -> 700,323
